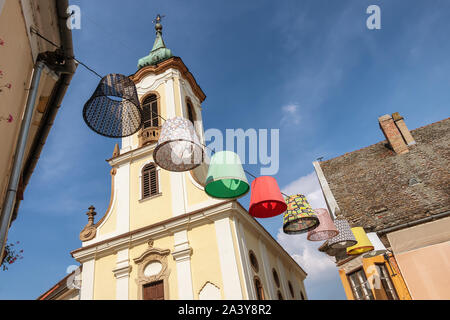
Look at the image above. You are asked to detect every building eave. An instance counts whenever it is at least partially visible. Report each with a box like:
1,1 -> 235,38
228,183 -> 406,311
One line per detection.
11,0 -> 77,223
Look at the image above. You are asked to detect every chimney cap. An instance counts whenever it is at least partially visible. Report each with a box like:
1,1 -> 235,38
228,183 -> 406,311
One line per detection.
378,114 -> 392,122
392,112 -> 404,121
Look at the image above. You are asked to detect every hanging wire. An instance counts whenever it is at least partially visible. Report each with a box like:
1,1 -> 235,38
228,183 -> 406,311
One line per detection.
30,29 -> 291,198
143,108 -> 288,197
30,28 -> 103,79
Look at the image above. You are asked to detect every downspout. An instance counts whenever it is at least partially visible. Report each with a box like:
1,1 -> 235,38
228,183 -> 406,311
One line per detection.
11,0 -> 77,223
2,0 -> 77,257
0,61 -> 46,257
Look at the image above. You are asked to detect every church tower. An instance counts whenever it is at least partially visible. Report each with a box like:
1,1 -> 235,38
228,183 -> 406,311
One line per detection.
65,17 -> 308,301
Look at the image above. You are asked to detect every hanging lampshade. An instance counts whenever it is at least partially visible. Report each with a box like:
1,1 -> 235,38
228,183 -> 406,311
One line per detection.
328,217 -> 357,249
153,117 -> 204,172
307,208 -> 339,241
249,176 -> 287,218
83,73 -> 142,138
204,151 -> 249,199
283,194 -> 319,234
363,233 -> 387,258
346,227 -> 375,255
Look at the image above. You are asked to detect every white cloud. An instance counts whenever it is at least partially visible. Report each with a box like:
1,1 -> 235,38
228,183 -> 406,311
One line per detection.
282,171 -> 327,209
277,229 -> 336,281
281,103 -> 301,126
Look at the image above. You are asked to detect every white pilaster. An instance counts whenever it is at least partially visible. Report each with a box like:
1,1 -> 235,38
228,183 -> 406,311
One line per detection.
171,172 -> 187,217
112,248 -> 131,300
121,136 -> 133,153
116,162 -> 130,234
234,219 -> 254,300
80,259 -> 95,300
165,77 -> 176,118
215,218 -> 243,299
276,258 -> 290,300
259,239 -> 275,300
172,230 -> 194,299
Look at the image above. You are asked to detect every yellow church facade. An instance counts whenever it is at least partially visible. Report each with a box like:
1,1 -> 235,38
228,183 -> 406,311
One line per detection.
40,22 -> 308,301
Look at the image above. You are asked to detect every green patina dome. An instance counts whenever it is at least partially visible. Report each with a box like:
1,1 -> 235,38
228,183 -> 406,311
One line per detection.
138,21 -> 173,69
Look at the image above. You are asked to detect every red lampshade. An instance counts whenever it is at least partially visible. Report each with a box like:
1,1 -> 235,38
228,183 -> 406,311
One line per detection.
249,176 -> 287,218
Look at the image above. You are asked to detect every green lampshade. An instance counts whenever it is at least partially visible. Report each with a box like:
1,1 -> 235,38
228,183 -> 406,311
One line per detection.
205,151 -> 249,199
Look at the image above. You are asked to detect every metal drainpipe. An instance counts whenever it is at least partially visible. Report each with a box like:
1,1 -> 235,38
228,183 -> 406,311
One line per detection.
0,61 -> 46,258
376,210 -> 450,236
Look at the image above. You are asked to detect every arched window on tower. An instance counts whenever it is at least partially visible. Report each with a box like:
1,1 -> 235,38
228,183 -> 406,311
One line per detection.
186,99 -> 195,125
142,163 -> 159,199
142,94 -> 159,129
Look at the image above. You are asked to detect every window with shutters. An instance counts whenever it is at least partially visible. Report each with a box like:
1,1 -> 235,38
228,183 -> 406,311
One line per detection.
375,263 -> 399,300
141,163 -> 159,199
347,268 -> 375,300
142,94 -> 159,129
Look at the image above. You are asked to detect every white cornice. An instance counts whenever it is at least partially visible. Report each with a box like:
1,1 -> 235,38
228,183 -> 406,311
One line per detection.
72,200 -> 307,279
112,265 -> 132,279
108,143 -> 157,167
72,201 -> 235,263
172,247 -> 193,262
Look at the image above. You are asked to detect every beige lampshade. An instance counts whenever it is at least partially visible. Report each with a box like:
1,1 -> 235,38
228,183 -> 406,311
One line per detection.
153,117 -> 204,172
307,208 -> 339,241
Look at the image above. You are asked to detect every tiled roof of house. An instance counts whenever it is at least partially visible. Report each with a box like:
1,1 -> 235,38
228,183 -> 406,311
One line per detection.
320,117 -> 450,232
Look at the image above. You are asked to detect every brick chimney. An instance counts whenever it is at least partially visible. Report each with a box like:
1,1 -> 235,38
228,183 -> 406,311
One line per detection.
392,112 -> 416,146
378,114 -> 409,154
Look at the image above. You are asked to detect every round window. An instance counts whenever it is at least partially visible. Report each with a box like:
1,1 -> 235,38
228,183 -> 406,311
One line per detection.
144,261 -> 163,277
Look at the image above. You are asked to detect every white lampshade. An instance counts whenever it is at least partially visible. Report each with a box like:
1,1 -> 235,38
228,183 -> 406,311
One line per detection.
363,232 -> 387,258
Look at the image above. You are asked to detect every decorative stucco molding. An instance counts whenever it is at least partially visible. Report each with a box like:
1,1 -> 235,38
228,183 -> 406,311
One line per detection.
134,240 -> 171,300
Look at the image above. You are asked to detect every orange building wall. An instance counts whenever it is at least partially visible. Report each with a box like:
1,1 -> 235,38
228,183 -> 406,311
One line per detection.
339,254 -> 411,300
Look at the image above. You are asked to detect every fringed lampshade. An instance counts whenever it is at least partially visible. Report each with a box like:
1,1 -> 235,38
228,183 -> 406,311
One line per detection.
328,217 -> 357,249
346,227 -> 374,255
363,233 -> 387,258
307,208 -> 339,241
249,176 -> 287,218
204,151 -> 249,199
283,194 -> 319,234
153,117 -> 204,172
83,73 -> 142,138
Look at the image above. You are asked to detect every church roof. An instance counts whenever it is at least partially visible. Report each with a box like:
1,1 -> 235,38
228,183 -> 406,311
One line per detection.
137,15 -> 173,69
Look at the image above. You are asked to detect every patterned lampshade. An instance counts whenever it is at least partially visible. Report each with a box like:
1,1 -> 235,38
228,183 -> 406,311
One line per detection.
328,217 -> 357,249
153,117 -> 204,172
283,194 -> 319,234
346,227 -> 374,255
83,74 -> 142,138
249,176 -> 287,218
204,151 -> 249,199
307,208 -> 339,241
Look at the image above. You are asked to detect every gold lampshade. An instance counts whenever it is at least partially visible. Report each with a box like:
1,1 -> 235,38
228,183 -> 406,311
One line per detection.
346,227 -> 374,255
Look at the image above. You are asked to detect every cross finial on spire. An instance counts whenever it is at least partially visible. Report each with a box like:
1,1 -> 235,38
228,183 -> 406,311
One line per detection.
153,14 -> 165,25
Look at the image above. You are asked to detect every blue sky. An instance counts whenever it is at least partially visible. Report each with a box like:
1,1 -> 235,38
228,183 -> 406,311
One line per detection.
1,0 -> 450,300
